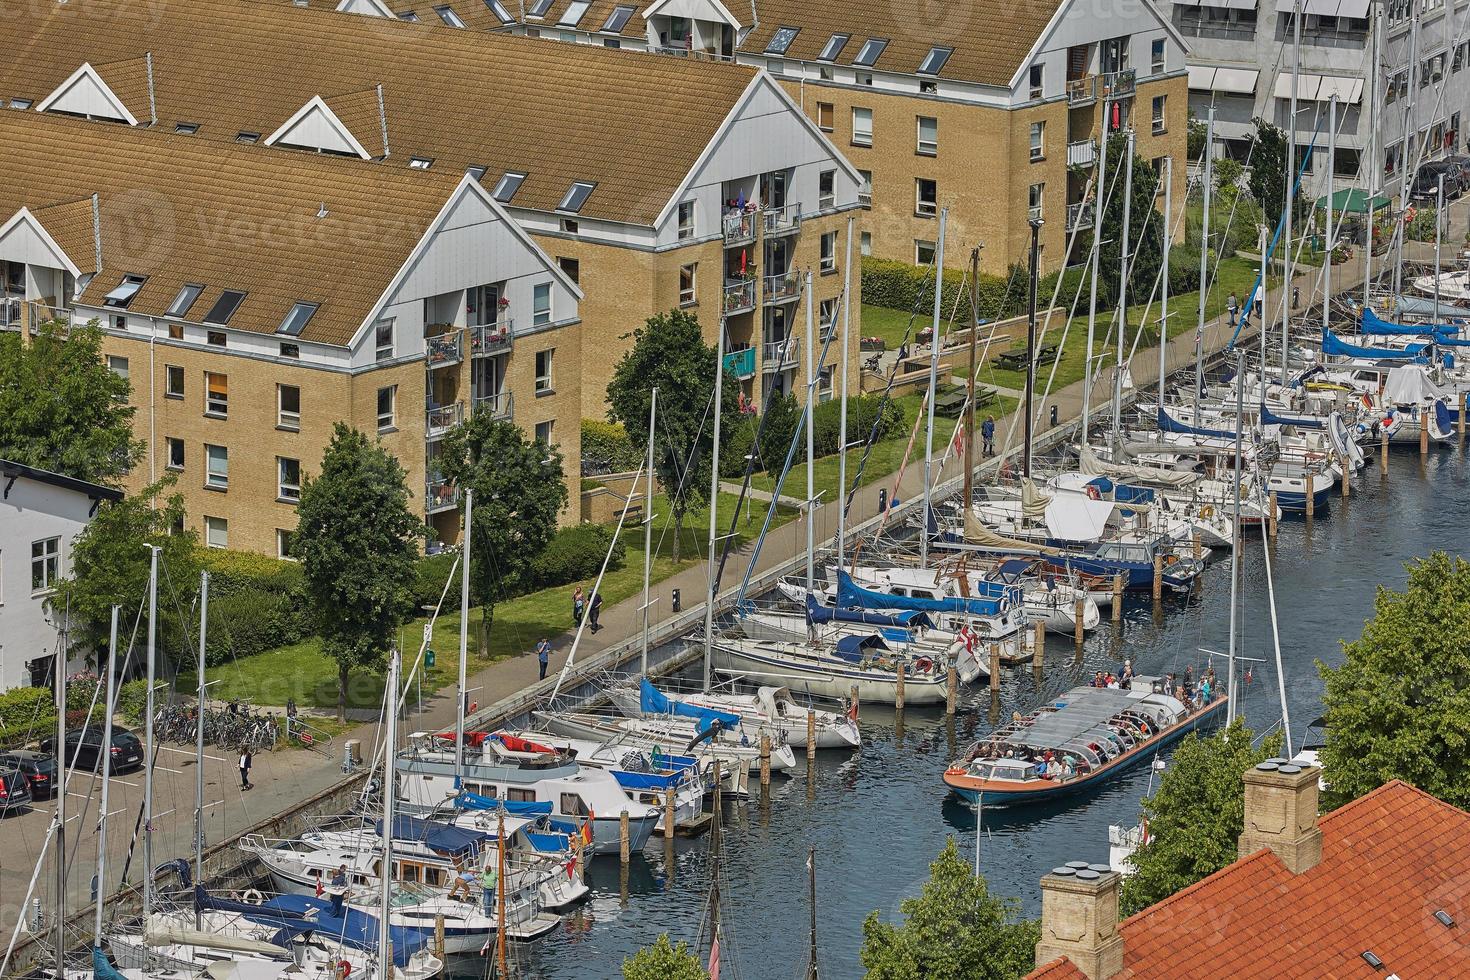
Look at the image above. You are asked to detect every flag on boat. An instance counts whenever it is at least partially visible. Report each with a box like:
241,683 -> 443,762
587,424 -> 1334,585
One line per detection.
709,934 -> 721,980
581,812 -> 594,848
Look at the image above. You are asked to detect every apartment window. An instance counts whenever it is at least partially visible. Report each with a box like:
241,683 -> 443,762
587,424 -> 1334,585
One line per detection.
820,231 -> 837,273
236,131 -> 261,144
765,25 -> 800,55
278,301 -> 318,336
1028,182 -> 1045,220
204,444 -> 228,489
857,71 -> 874,86
560,218 -> 578,234
204,372 -> 228,417
278,457 -> 301,502
917,46 -> 952,75
31,537 -> 60,593
820,298 -> 837,330
817,33 -> 849,61
534,420 -> 555,445
1150,40 -> 1167,76
915,240 -> 936,265
919,79 -> 936,94
375,320 -> 394,361
535,349 -> 554,393
860,231 -> 873,256
677,200 -> 695,240
533,283 -> 552,326
1030,121 -> 1046,161
377,386 -> 396,430
107,355 -> 129,386
165,364 -> 184,398
207,330 -> 226,347
679,264 -> 697,305
558,181 -> 596,213
492,171 -> 526,203
165,437 -> 185,470
601,4 -> 633,30
1152,95 -> 1167,135
203,290 -> 246,325
915,178 -> 937,217
167,323 -> 184,340
852,107 -> 873,147
103,274 -> 146,309
278,384 -> 301,429
816,102 -> 833,131
858,170 -> 873,204
916,116 -> 937,155
557,256 -> 580,284
1028,64 -> 1043,100
205,516 -> 228,549
854,37 -> 888,66
398,10 -> 419,20
280,342 -> 300,359
435,4 -> 465,25
277,529 -> 296,560
818,170 -> 835,209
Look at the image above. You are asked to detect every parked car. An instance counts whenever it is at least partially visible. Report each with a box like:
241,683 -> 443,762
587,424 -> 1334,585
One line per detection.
40,726 -> 144,774
0,750 -> 57,800
1411,161 -> 1463,201
0,765 -> 33,816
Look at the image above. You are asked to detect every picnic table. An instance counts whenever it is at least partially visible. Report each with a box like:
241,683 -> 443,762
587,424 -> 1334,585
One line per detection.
933,384 -> 997,417
992,343 -> 1060,371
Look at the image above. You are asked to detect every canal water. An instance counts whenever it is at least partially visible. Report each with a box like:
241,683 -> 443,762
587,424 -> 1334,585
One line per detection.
454,448 -> 1466,980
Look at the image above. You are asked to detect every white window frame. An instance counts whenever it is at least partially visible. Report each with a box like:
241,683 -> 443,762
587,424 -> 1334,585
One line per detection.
677,200 -> 695,240
165,437 -> 185,471
852,107 -> 873,147
1028,64 -> 1043,100
534,419 -> 555,445
205,516 -> 228,550
916,116 -> 937,156
915,240 -> 937,265
374,319 -> 395,361
1152,95 -> 1167,135
278,457 -> 301,502
532,283 -> 552,326
535,349 -> 555,394
31,537 -> 60,594
164,364 -> 185,399
204,371 -> 228,418
860,231 -> 873,256
818,169 -> 835,209
1030,121 -> 1046,162
820,231 -> 836,273
915,178 -> 937,218
277,529 -> 296,561
679,263 -> 697,305
278,383 -> 301,430
377,385 -> 397,431
205,443 -> 229,490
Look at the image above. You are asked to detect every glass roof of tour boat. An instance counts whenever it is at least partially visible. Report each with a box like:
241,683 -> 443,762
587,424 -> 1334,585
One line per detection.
1009,688 -> 1148,753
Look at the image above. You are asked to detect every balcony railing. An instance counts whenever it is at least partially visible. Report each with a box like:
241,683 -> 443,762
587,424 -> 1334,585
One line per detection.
762,202 -> 802,237
858,189 -> 873,206
1102,68 -> 1136,99
1,294 -> 22,331
723,211 -> 757,246
469,320 -> 513,357
723,346 -> 756,380
1067,138 -> 1098,168
1066,76 -> 1097,106
1067,202 -> 1095,232
723,279 -> 756,315
425,328 -> 463,367
425,401 -> 464,438
474,390 -> 514,420
425,477 -> 459,514
762,337 -> 800,372
763,271 -> 801,305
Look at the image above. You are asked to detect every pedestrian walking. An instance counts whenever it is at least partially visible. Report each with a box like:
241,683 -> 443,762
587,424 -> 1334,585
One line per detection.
1227,292 -> 1239,322
238,749 -> 253,791
572,586 -> 585,627
981,415 -> 996,456
535,637 -> 551,680
1292,285 -> 1300,310
589,591 -> 604,633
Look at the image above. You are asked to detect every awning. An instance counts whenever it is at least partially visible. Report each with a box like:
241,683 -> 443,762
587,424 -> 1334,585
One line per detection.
1189,65 -> 1260,93
1314,188 -> 1392,213
1275,0 -> 1361,14
1273,72 -> 1363,104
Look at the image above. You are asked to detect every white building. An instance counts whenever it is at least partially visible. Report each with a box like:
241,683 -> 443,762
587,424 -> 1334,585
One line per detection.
0,459 -> 122,691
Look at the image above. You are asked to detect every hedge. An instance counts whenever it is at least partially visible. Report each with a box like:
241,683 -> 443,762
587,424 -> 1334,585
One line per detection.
581,419 -> 642,474
197,548 -> 311,661
811,395 -> 903,458
534,523 -> 626,589
862,257 -> 1089,325
0,677 -> 110,750
410,550 -> 463,613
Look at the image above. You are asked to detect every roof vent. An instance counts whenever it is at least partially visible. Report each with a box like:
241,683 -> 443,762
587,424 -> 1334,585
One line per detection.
1435,909 -> 1456,928
317,202 -> 329,219
1361,951 -> 1384,970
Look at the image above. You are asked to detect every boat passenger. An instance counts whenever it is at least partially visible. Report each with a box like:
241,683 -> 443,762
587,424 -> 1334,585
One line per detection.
1200,677 -> 1212,703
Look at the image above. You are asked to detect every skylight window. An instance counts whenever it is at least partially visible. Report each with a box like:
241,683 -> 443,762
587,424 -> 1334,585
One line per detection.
917,46 -> 952,75
166,283 -> 203,318
435,4 -> 465,25
484,0 -> 513,21
492,171 -> 526,202
397,9 -> 419,20
817,33 -> 849,61
558,181 -> 596,213
527,0 -> 553,18
467,165 -> 487,181
175,121 -> 200,134
11,98 -> 35,110
277,301 -> 319,336
765,26 -> 800,55
602,4 -> 634,31
558,0 -> 590,26
853,37 -> 888,67
203,290 -> 247,325
236,131 -> 261,144
103,274 -> 146,309
410,156 -> 435,170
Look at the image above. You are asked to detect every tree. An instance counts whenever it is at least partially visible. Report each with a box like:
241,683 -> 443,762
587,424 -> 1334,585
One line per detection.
1318,552 -> 1470,810
755,392 -> 802,478
605,309 -> 739,561
1186,112 -> 1208,162
859,838 -> 1038,980
437,412 -> 567,648
621,934 -> 708,980
1247,118 -> 1289,227
1093,132 -> 1162,314
295,424 -> 420,721
1120,720 -> 1282,916
52,478 -> 199,668
0,319 -> 142,485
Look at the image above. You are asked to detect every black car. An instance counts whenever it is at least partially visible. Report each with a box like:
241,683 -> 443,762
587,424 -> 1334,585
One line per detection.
0,766 -> 33,816
1412,161 -> 1459,201
40,726 -> 144,774
0,750 -> 57,800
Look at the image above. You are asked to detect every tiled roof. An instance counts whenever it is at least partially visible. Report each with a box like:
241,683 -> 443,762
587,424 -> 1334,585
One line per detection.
741,0 -> 1066,88
0,0 -> 759,224
525,0 -> 647,38
0,111 -> 460,347
1027,781 -> 1470,979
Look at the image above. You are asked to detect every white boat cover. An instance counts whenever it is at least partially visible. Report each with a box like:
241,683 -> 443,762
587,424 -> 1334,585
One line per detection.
145,918 -> 285,957
202,962 -> 300,980
1078,445 -> 1198,488
1383,367 -> 1446,406
1044,495 -> 1116,543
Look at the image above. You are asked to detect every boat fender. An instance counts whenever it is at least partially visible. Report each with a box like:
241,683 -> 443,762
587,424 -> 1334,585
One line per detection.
1199,504 -> 1214,519
914,657 -> 934,674
242,888 -> 264,905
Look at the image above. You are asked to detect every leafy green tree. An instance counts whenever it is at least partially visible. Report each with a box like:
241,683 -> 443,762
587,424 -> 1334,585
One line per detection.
438,412 -> 567,648
295,424 -> 420,721
1318,552 -> 1470,810
605,309 -> 739,561
859,838 -> 1038,980
1120,720 -> 1282,916
621,934 -> 708,980
756,392 -> 802,478
0,320 -> 142,485
1248,118 -> 1289,227
1092,133 -> 1162,314
52,478 -> 198,668
1186,112 -> 1207,162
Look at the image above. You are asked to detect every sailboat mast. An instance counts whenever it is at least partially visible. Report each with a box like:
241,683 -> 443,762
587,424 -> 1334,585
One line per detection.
1161,154 -> 1173,415
379,649 -> 400,980
805,271 -> 816,594
195,571 -> 209,930
496,809 -> 508,977
641,388 -> 657,677
836,216 -> 854,569
1227,352 -> 1244,722
1283,0 -> 1302,376
1111,130 -> 1135,448
965,245 -> 981,510
1394,5 -> 1421,300
456,487 -> 473,784
1364,7 -> 1381,308
54,603 -> 67,979
1324,96 -> 1337,339
921,208 -> 948,565
93,606 -> 120,956
806,845 -> 818,980
142,544 -> 160,945
1195,109 -> 1213,425
702,316 -> 726,693
1434,175 -> 1444,314
1082,96 -> 1110,438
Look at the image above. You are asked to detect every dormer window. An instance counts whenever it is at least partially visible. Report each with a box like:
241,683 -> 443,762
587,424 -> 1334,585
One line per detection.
435,4 -> 465,25
558,181 -> 596,213
467,165 -> 487,181
484,0 -> 513,21
166,283 -> 203,318
237,131 -> 261,144
559,0 -> 590,26
278,301 -> 319,336
103,274 -> 146,309
766,26 -> 800,55
602,5 -> 634,31
817,34 -> 849,61
853,38 -> 888,67
9,98 -> 32,110
203,290 -> 247,325
917,47 -> 952,75
492,171 -> 526,202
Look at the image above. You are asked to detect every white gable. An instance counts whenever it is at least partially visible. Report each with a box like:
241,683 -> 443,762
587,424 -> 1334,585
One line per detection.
34,63 -> 139,126
335,0 -> 395,17
642,0 -> 741,29
0,209 -> 84,277
265,96 -> 372,159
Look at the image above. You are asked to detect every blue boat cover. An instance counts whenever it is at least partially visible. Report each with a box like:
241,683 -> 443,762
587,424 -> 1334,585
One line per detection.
1259,402 -> 1324,430
1322,329 -> 1428,362
258,894 -> 430,968
1361,308 -> 1447,336
804,593 -> 933,629
614,768 -> 682,791
378,814 -> 489,857
1156,405 -> 1235,440
92,946 -> 130,980
639,678 -> 741,732
1437,399 -> 1453,433
835,569 -> 1015,616
1113,482 -> 1155,505
833,634 -> 890,663
455,791 -> 554,816
526,830 -> 573,853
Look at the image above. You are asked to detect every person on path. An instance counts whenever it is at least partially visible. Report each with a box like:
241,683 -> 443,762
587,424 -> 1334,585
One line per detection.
535,638 -> 551,680
572,586 -> 585,628
1292,285 -> 1300,310
1227,293 -> 1239,323
981,415 -> 996,456
238,750 -> 252,790
589,591 -> 604,633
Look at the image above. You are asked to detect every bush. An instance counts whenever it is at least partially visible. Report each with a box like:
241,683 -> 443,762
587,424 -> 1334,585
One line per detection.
811,395 -> 903,458
410,550 -> 463,613
756,394 -> 802,475
862,257 -> 1037,324
581,419 -> 641,475
0,686 -> 55,749
116,678 -> 151,725
535,523 -> 626,589
195,548 -> 311,660
722,417 -> 758,479
1407,206 -> 1438,242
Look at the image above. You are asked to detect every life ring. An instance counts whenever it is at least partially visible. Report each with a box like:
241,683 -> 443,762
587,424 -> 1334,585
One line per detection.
336,959 -> 353,980
914,657 -> 934,673
1085,485 -> 1102,501
242,888 -> 264,905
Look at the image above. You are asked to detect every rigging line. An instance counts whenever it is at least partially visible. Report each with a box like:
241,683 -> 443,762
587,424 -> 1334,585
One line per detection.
1029,170 -> 1106,427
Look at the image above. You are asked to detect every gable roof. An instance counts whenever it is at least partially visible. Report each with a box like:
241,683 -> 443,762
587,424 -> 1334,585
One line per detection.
0,110 -> 462,347
0,0 -> 760,225
1028,781 -> 1470,979
0,458 -> 125,503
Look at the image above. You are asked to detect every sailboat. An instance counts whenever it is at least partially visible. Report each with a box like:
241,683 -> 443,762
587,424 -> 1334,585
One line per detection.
606,677 -> 860,749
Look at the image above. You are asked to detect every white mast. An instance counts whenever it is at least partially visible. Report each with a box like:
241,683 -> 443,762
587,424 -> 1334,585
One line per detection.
456,487 -> 472,785
92,607 -> 121,965
921,208 -> 948,565
1323,96 -> 1337,339
378,648 -> 401,980
53,602 -> 67,979
1160,155 -> 1173,412
194,571 -> 209,930
702,316 -> 726,693
1110,129 -> 1135,448
1195,109 -> 1214,425
1364,6 -> 1381,309
804,271 -> 816,593
640,388 -> 657,676
1082,91 -> 1111,438
1434,174 -> 1445,314
142,544 -> 160,954
1227,353 -> 1244,722
1283,0 -> 1302,376
836,216 -> 854,570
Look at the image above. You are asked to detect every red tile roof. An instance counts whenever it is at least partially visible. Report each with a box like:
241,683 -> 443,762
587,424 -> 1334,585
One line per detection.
1027,781 -> 1470,979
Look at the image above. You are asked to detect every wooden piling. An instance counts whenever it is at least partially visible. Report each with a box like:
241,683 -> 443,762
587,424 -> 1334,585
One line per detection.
759,732 -> 771,788
895,662 -> 905,715
1380,428 -> 1389,472
1341,454 -> 1350,498
1112,573 -> 1124,623
1151,555 -> 1163,602
989,643 -> 1001,692
1460,402 -> 1466,438
1032,620 -> 1046,672
1268,492 -> 1279,539
945,665 -> 957,715
663,789 -> 675,841
1074,596 -> 1085,648
1421,417 -> 1430,456
619,810 -> 630,865
1305,473 -> 1314,520
434,914 -> 445,960
849,684 -> 860,722
1191,531 -> 1202,559
806,710 -> 817,766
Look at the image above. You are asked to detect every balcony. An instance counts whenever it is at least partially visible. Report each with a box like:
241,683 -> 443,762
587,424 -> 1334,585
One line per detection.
469,320 -> 513,357
723,278 -> 756,315
1066,76 -> 1097,106
1067,138 -> 1097,168
425,328 -> 463,368
1,294 -> 21,331
762,202 -> 802,237
425,401 -> 464,439
1067,202 -> 1095,232
425,477 -> 459,514
723,346 -> 756,380
723,211 -> 757,246
1102,68 -> 1136,99
474,390 -> 514,420
858,188 -> 873,207
763,271 -> 801,305
761,337 -> 800,372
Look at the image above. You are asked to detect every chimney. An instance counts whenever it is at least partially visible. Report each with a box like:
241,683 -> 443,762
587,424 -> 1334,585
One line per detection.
1237,759 -> 1323,874
1035,863 -> 1124,980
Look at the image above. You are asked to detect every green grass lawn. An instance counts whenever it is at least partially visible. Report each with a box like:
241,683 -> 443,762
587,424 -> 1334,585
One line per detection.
859,304 -> 968,352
